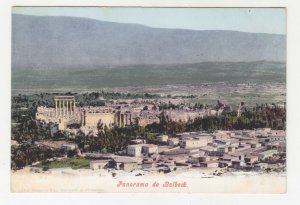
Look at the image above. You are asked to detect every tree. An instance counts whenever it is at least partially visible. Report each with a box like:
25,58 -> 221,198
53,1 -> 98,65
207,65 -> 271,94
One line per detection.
67,149 -> 77,158
11,160 -> 17,171
13,149 -> 26,168
74,130 -> 86,150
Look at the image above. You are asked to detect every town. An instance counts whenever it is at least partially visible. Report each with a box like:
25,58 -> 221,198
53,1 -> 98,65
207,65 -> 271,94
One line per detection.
31,127 -> 286,176
11,95 -> 286,177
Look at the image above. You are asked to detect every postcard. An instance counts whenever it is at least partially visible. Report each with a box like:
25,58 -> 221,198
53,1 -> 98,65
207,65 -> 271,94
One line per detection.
10,6 -> 286,193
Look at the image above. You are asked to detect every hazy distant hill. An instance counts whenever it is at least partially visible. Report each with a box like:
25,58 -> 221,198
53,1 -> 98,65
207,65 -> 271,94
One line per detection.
12,14 -> 286,70
12,61 -> 286,90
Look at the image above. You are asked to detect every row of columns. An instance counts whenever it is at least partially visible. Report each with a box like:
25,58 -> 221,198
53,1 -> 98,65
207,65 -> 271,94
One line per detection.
116,113 -> 132,127
55,99 -> 76,118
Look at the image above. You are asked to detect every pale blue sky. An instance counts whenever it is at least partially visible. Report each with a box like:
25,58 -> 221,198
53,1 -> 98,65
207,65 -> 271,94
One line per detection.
12,7 -> 286,34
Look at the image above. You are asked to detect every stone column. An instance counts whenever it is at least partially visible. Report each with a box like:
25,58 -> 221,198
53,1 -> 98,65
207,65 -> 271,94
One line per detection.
66,100 -> 69,118
63,100 -> 65,117
70,100 -> 72,116
121,114 -> 124,127
73,100 -> 76,115
65,100 -> 67,117
58,100 -> 62,117
55,100 -> 58,117
72,100 -> 74,115
123,114 -> 125,126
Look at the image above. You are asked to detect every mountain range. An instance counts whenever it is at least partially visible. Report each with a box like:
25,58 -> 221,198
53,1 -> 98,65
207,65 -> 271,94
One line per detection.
12,14 -> 286,70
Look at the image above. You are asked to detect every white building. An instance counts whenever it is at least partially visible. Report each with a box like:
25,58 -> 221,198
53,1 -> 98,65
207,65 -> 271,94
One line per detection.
168,138 -> 180,146
181,138 -> 209,149
89,160 -> 109,170
255,150 -> 278,160
193,135 -> 213,143
142,144 -> 158,155
157,135 -> 169,142
179,134 -> 213,149
130,139 -> 146,144
127,144 -> 143,157
214,139 -> 239,147
200,160 -> 219,168
61,143 -> 77,151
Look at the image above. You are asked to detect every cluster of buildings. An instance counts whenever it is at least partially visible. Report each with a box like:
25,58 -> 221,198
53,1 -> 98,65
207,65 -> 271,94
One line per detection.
87,128 -> 286,173
36,96 -> 225,135
34,96 -> 286,174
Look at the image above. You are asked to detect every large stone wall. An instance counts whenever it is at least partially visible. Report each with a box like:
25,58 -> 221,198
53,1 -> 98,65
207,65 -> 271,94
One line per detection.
83,112 -> 115,128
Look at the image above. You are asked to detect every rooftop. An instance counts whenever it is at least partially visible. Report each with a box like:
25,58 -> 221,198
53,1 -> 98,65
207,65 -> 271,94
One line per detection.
113,157 -> 138,163
90,160 -> 110,164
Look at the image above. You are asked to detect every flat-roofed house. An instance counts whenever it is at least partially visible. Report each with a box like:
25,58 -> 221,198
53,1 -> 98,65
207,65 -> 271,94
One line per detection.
231,152 -> 246,161
200,160 -> 219,168
199,155 -> 210,162
219,155 -> 239,162
187,156 -> 200,164
181,136 -> 212,149
232,160 -> 245,169
157,135 -> 169,142
181,139 -> 204,149
219,161 -> 232,168
247,141 -> 262,148
237,142 -> 252,151
213,130 -> 233,140
127,144 -> 143,157
244,155 -> 259,164
228,146 -> 236,154
217,145 -> 232,154
266,141 -> 286,153
162,147 -> 187,155
199,146 -> 219,156
130,139 -> 146,144
110,157 -> 138,172
90,160 -> 109,170
214,139 -> 239,147
193,135 -> 213,143
61,143 -> 77,151
141,161 -> 154,169
269,136 -> 286,142
255,150 -> 278,160
168,138 -> 179,146
142,144 -> 158,155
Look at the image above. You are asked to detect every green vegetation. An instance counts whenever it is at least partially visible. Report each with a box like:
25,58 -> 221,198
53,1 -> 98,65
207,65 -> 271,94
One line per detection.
12,61 -> 286,91
148,104 -> 286,134
72,125 -> 155,153
11,91 -> 286,170
11,100 -> 286,170
11,143 -> 63,170
35,157 -> 90,170
69,104 -> 286,153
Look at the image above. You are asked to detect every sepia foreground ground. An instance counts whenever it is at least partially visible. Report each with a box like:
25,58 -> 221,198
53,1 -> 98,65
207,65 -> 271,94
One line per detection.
11,167 -> 286,193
